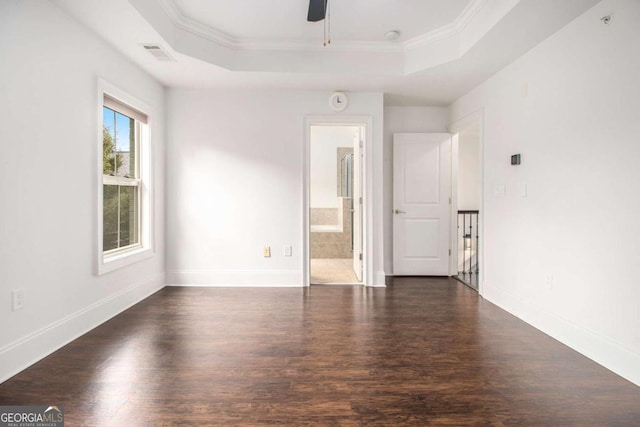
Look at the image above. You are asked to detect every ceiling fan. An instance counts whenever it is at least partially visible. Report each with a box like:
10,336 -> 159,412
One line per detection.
307,0 -> 328,22
307,0 -> 332,45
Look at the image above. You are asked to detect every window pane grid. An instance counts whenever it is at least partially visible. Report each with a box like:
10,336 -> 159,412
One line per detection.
103,184 -> 140,252
102,103 -> 142,254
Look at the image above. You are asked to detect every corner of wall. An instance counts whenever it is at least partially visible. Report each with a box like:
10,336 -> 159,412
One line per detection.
483,283 -> 640,387
372,270 -> 387,287
0,274 -> 165,384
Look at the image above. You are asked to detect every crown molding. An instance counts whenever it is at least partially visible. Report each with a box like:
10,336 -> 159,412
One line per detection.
158,0 -> 239,49
403,0 -> 487,50
158,0 -> 488,54
241,39 -> 403,53
158,0 -> 402,53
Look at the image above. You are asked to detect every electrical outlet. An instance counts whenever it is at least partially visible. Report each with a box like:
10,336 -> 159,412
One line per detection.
12,288 -> 24,311
263,246 -> 271,257
284,245 -> 292,257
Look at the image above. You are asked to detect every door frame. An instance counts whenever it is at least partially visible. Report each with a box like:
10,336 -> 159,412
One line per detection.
449,109 -> 485,295
303,115 -> 373,287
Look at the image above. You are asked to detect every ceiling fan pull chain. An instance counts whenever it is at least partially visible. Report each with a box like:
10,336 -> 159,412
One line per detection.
323,0 -> 326,46
327,0 -> 331,44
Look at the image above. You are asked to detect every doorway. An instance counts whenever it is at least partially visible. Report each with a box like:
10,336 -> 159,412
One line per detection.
392,133 -> 452,276
308,124 -> 364,285
452,120 -> 481,290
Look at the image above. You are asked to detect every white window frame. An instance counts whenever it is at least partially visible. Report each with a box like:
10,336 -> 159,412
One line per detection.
97,79 -> 154,275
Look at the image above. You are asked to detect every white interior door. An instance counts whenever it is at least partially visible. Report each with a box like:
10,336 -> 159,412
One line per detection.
352,127 -> 363,281
393,133 -> 451,276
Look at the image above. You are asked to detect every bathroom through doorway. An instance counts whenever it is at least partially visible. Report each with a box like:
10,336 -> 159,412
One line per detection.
309,124 -> 364,284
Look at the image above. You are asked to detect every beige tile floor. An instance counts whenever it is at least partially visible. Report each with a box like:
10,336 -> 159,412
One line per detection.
310,258 -> 360,284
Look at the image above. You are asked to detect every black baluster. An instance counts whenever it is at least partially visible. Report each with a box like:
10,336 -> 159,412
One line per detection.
469,219 -> 473,276
457,212 -> 460,275
462,213 -> 467,275
475,212 -> 479,274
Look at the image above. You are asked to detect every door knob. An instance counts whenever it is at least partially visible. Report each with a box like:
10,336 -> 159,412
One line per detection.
394,209 -> 406,214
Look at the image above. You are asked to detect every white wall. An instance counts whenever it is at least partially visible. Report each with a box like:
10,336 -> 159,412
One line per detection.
383,106 -> 449,274
457,126 -> 480,211
310,126 -> 358,209
0,1 -> 165,382
166,90 -> 384,286
450,0 -> 640,386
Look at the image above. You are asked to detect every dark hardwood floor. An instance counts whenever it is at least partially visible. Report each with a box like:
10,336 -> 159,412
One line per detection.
1,277 -> 639,425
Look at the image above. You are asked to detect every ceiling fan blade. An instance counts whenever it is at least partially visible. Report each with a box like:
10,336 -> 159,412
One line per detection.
307,0 -> 327,22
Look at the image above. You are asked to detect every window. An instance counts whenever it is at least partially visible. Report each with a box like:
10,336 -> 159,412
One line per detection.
98,82 -> 152,274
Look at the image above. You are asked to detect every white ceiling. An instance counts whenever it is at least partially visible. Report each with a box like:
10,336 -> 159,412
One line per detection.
53,0 -> 601,106
172,0 -> 470,43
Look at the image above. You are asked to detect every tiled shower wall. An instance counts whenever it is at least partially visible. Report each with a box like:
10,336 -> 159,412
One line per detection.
310,198 -> 352,258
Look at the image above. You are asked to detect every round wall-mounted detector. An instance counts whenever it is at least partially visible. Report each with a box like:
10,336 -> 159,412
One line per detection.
384,30 -> 400,41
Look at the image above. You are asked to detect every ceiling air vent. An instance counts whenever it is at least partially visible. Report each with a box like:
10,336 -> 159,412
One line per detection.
141,44 -> 175,61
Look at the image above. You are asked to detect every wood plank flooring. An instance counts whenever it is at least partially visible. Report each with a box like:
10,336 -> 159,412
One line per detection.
1,277 -> 639,425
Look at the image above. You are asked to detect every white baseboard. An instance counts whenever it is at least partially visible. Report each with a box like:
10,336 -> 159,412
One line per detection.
371,270 -> 387,287
166,269 -> 303,287
483,282 -> 640,387
0,273 -> 165,384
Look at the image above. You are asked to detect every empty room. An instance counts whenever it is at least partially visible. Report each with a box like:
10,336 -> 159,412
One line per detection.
1,0 -> 639,425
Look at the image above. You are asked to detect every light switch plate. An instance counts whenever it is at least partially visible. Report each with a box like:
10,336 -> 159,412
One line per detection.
493,184 -> 506,197
12,289 -> 24,311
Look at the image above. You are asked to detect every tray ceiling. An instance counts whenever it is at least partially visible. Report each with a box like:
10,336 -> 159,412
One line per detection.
52,0 -> 601,105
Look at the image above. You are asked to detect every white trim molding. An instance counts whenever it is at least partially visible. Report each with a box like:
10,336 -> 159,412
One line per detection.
0,274 -> 165,384
373,271 -> 387,287
303,115 -> 375,287
484,283 -> 640,387
165,270 -> 302,287
130,0 -> 520,75
157,0 -> 499,54
97,78 -> 155,275
403,0 -> 488,51
449,109 -> 485,295
158,0 -> 402,53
